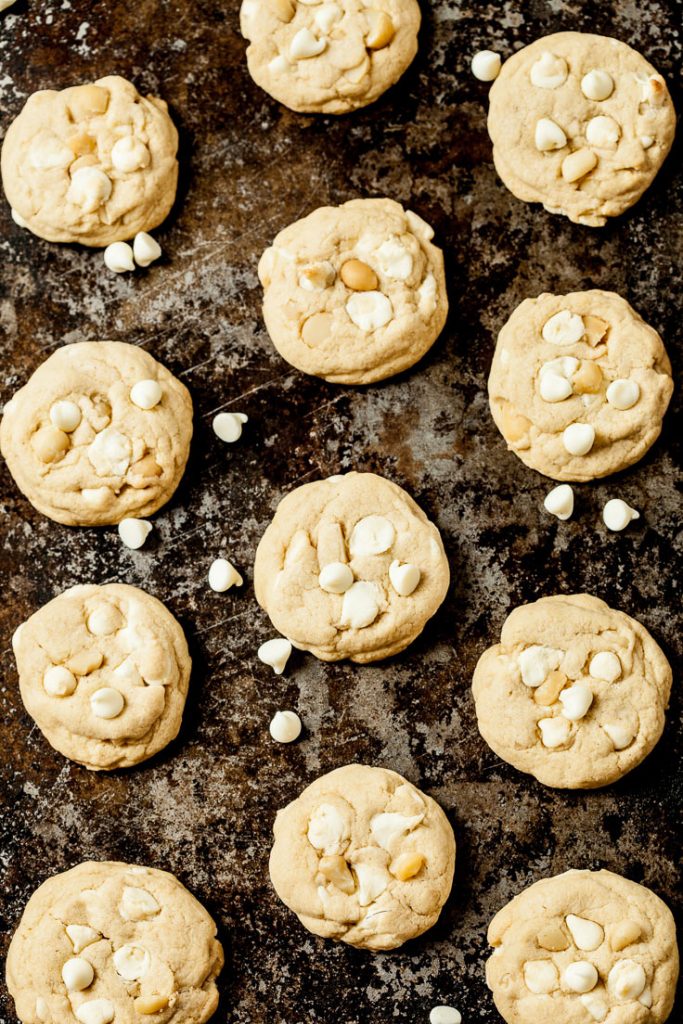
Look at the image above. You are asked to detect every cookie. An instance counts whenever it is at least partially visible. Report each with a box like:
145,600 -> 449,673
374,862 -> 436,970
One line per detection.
488,290 -> 673,481
269,763 -> 455,950
254,471 -> 450,662
0,341 -> 193,526
6,860 -> 224,1024
487,32 -> 675,226
486,869 -> 679,1024
472,594 -> 672,790
258,198 -> 447,384
1,76 -> 178,246
12,583 -> 191,770
240,0 -> 421,115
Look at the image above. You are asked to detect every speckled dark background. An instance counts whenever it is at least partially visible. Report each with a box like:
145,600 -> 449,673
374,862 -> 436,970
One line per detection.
0,1 -> 681,1021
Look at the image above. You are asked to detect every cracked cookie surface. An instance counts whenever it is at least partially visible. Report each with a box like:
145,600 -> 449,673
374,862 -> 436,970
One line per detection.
6,861 -> 224,1024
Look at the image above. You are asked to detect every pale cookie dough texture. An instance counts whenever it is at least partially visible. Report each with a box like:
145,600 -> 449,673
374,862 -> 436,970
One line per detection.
472,594 -> 672,790
486,869 -> 679,1024
258,198 -> 448,384
254,471 -> 450,662
488,32 -> 675,226
6,861 -> 224,1024
269,764 -> 456,950
12,583 -> 191,770
2,76 -> 178,246
240,0 -> 421,114
488,290 -> 673,481
0,341 -> 193,526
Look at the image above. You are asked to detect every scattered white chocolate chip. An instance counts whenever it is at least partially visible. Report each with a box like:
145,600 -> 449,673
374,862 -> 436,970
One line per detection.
113,944 -> 150,981
349,515 -> 395,556
559,683 -> 593,721
314,2 -> 342,32
120,886 -> 160,921
530,51 -> 568,89
542,310 -> 585,346
290,27 -> 327,60
299,261 -> 335,291
346,290 -> 393,331
268,54 -> 290,74
563,961 -> 599,993
471,49 -> 501,82
354,860 -> 389,905
417,273 -> 438,318
540,371 -> 573,402
603,498 -> 640,532
518,645 -> 563,687
610,921 -> 641,952
318,561 -> 354,594
133,232 -> 162,268
213,411 -> 248,443
606,379 -> 640,410
566,915 -> 604,951
258,637 -> 292,675
636,73 -> 666,106
130,379 -> 162,409
67,166 -> 113,213
563,423 -> 595,456
44,665 -> 77,697
90,687 -> 124,719
406,210 -> 434,240
308,803 -> 349,855
538,716 -> 572,748
608,959 -> 646,1000
589,651 -> 622,682
87,603 -> 122,636
66,925 -> 100,953
111,136 -> 150,173
29,134 -> 73,170
35,998 -> 48,1021
429,1007 -> 461,1024
603,721 -> 636,750
535,117 -> 567,152
117,518 -> 153,550
640,135 -> 655,149
75,999 -> 115,1024
103,241 -> 135,274
580,993 -> 609,1022
11,208 -> 28,228
370,811 -> 423,850
340,580 -> 381,629
544,484 -> 574,521
581,69 -> 614,101
586,115 -> 621,149
523,960 -> 559,994
50,400 -> 82,432
375,238 -> 413,280
640,988 -> 653,1008
208,558 -> 243,592
88,428 -> 132,477
62,957 -> 94,992
269,710 -> 302,743
389,560 -> 421,597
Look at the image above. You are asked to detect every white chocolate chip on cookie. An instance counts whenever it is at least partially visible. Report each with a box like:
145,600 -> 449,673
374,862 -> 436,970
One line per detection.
542,310 -> 585,346
113,944 -> 150,980
44,665 -> 77,697
538,716 -> 572,748
566,914 -> 604,950
389,560 -> 420,596
340,581 -> 381,629
319,562 -> 354,594
563,423 -> 595,456
564,960 -> 598,993
523,960 -> 558,993
608,959 -> 647,1000
559,683 -> 593,721
90,687 -> 124,719
535,118 -> 567,151
518,645 -> 563,687
581,69 -> 614,100
346,291 -> 393,331
530,51 -> 568,89
130,380 -> 162,410
62,957 -> 94,992
589,651 -> 622,682
349,515 -> 395,557
586,115 -> 621,149
606,379 -> 640,410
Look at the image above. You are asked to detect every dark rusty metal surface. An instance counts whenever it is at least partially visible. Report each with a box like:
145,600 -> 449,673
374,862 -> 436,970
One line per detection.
0,1 -> 681,1021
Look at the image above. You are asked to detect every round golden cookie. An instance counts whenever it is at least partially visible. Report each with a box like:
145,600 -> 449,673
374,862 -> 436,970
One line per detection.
6,861 -> 224,1024
487,32 -> 676,226
1,76 -> 178,246
239,0 -> 421,115
486,869 -> 679,1024
0,341 -> 193,526
472,594 -> 672,790
12,583 -> 191,771
254,471 -> 450,662
269,763 -> 456,950
258,198 -> 448,384
488,290 -> 673,481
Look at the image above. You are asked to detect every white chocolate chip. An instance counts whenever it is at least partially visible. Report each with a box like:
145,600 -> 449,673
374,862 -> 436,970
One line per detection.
88,428 -> 132,477
559,683 -> 593,721
75,1000 -> 114,1024
111,136 -> 150,173
117,518 -> 153,550
541,356 -> 580,379
375,237 -> 413,280
429,1008 -> 461,1024
308,803 -> 349,855
417,273 -> 438,318
563,961 -> 598,993
35,998 -> 48,1021
542,310 -> 585,346
389,560 -> 421,597
608,959 -> 646,1001
544,484 -> 574,521
603,721 -> 636,750
406,210 -> 435,240
566,915 -> 604,951
86,602 -> 122,636
208,557 -> 243,592
540,371 -> 573,402
298,261 -> 334,291
120,886 -> 160,921
340,580 -> 381,629
639,988 -> 653,1008
563,423 -> 595,456
50,400 -> 82,432
269,55 -> 290,74
589,651 -> 622,682
640,135 -> 655,149
44,665 -> 77,697
580,993 -> 609,1022
90,687 -> 124,719
212,411 -> 248,442
133,232 -> 162,267
523,960 -> 559,994
602,498 -> 640,532
636,73 -> 667,106
113,945 -> 151,981
349,515 -> 395,556
538,716 -> 571,748
354,861 -> 389,906
29,134 -> 73,170
103,241 -> 135,274
67,167 -> 112,214
535,117 -> 567,151
370,811 -> 423,851
82,487 -> 114,509
130,379 -> 162,410
319,561 -> 354,594
346,290 -> 393,331
606,379 -> 640,410
289,27 -> 327,60
62,957 -> 94,992
269,710 -> 302,743
581,69 -> 614,101
258,637 -> 292,675
11,208 -> 28,228
66,925 -> 100,953
530,51 -> 568,89
518,645 -> 563,687
314,2 -> 341,32
586,115 -> 621,149
471,49 -> 501,82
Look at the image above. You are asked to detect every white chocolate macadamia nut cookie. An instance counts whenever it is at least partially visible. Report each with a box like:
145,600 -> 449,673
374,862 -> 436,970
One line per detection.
1,76 -> 179,246
240,0 -> 421,115
269,764 -> 455,950
258,198 -> 447,384
487,33 -> 675,226
6,861 -> 224,1024
486,869 -> 679,1024
0,342 -> 193,526
472,594 -> 672,789
254,472 -> 449,662
12,583 -> 191,770
488,290 -> 672,481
